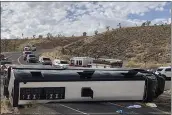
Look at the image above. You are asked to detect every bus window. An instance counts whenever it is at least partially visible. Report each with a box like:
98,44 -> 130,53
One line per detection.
76,60 -> 79,65
70,60 -> 74,65
79,60 -> 82,66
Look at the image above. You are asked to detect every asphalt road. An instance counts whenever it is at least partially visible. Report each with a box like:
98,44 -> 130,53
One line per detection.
2,51 -> 171,115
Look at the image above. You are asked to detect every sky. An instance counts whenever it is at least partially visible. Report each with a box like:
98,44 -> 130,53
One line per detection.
1,2 -> 171,39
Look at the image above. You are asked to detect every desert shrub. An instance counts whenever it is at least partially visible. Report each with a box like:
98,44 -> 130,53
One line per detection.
125,60 -> 143,68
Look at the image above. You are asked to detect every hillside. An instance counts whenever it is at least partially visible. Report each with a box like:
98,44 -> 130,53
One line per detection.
1,25 -> 171,68
42,25 -> 171,68
66,25 -> 170,60
1,36 -> 85,52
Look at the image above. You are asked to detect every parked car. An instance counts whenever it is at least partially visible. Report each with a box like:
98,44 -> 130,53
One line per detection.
155,66 -> 171,77
155,66 -> 171,90
23,51 -> 32,61
23,45 -> 31,51
26,54 -> 37,63
31,45 -> 36,51
39,56 -> 52,65
52,59 -> 69,68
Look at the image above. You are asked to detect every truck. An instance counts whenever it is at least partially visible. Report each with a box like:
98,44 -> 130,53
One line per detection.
52,59 -> 69,68
70,57 -> 94,67
94,58 -> 123,67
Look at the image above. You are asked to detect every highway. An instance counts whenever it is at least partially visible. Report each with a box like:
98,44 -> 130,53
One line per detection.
2,51 -> 171,115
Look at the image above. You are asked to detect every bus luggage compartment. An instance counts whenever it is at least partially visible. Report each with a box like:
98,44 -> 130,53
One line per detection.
4,66 -> 165,107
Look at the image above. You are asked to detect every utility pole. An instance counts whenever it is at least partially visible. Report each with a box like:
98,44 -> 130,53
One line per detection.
4,39 -> 7,52
171,4 -> 172,68
13,38 -> 16,51
144,54 -> 147,69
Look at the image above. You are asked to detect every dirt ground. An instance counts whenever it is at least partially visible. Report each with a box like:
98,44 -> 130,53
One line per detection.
153,90 -> 171,112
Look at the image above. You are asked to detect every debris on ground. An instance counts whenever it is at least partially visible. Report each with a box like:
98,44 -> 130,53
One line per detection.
116,110 -> 123,114
127,105 -> 142,109
146,103 -> 157,108
13,107 -> 20,114
164,90 -> 171,95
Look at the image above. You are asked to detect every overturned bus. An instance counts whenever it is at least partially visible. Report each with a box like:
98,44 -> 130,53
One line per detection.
3,65 -> 166,107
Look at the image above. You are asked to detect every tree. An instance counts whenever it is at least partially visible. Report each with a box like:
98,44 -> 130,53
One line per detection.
72,34 -> 74,37
47,33 -> 52,39
146,21 -> 151,26
141,22 -> 146,26
33,35 -> 36,39
61,47 -> 65,54
135,23 -> 138,27
94,30 -> 98,35
106,26 -> 110,31
50,34 -> 53,38
83,32 -> 87,36
117,23 -> 121,28
38,35 -> 43,39
58,34 -> 63,37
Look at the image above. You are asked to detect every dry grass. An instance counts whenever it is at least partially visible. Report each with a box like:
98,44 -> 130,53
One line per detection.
1,36 -> 85,52
42,25 -> 170,68
41,47 -> 71,61
1,99 -> 40,114
125,60 -> 168,69
1,99 -> 13,114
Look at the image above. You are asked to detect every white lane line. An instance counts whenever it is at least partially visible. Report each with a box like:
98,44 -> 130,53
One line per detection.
6,55 -> 13,59
88,112 -> 138,115
2,54 -> 13,59
59,104 -> 88,115
148,112 -> 171,115
87,113 -> 119,115
17,55 -> 23,65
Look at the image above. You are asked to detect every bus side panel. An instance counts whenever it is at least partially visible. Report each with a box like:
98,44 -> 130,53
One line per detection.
18,81 -> 145,105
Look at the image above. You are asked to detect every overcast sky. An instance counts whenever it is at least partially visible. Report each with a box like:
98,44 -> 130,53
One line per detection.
1,2 -> 171,39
